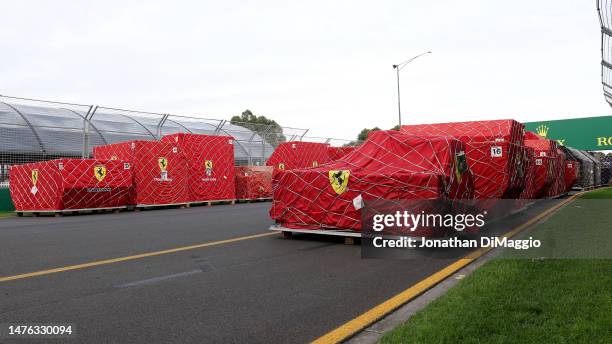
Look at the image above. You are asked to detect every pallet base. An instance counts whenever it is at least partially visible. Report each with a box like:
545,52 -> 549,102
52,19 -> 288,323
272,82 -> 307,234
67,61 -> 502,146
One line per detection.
236,197 -> 272,203
16,206 -> 127,217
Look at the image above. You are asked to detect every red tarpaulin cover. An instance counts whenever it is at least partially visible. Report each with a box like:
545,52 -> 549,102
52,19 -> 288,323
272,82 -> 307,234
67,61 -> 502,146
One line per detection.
161,133 -> 235,202
94,140 -> 188,205
524,139 -> 556,198
327,146 -> 356,161
519,146 -> 537,199
235,166 -> 273,199
266,142 -> 331,171
401,120 -> 526,199
547,148 -> 567,197
270,130 -> 474,231
10,159 -> 132,211
564,160 -> 579,192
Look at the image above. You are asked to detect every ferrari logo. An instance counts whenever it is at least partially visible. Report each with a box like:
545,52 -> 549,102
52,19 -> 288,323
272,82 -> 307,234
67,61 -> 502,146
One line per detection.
205,160 -> 213,176
31,169 -> 39,186
278,163 -> 285,170
94,165 -> 107,182
329,170 -> 350,195
454,152 -> 467,182
158,157 -> 168,172
312,161 -> 318,167
110,155 -> 118,160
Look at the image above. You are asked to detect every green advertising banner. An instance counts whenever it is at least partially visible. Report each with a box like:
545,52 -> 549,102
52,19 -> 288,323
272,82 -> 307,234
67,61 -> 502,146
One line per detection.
524,115 -> 612,151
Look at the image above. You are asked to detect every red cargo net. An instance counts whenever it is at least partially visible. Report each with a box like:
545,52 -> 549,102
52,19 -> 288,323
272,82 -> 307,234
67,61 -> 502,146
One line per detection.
401,120 -> 526,199
10,159 -> 132,211
235,166 -> 272,200
266,142 -> 331,171
270,130 -> 474,231
161,134 -> 235,202
524,139 -> 557,198
94,140 -> 188,206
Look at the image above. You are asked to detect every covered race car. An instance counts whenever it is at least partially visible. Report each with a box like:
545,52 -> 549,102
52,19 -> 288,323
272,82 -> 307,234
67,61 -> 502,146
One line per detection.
401,119 -> 526,199
561,147 -> 594,188
270,130 -> 474,232
10,159 -> 132,212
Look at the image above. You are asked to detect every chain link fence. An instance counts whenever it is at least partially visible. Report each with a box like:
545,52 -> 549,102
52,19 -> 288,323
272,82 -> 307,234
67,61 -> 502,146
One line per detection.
0,95 -> 354,186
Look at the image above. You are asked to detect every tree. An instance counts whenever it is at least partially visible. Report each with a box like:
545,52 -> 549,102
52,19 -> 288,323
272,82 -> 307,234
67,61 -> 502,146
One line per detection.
230,110 -> 286,147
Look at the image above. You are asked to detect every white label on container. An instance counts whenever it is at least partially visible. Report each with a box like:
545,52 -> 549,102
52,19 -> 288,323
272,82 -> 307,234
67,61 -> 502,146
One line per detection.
131,142 -> 136,149
228,139 -> 233,145
172,147 -> 178,153
58,163 -> 64,170
30,186 -> 38,195
291,143 -> 296,149
491,146 -> 503,158
495,138 -> 505,142
539,152 -> 547,157
353,194 -> 364,210
124,163 -> 130,170
536,159 -> 543,166
568,163 -> 573,168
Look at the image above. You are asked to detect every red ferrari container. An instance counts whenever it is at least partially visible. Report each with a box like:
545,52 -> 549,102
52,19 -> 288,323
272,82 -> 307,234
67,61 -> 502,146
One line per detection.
266,142 -> 331,171
402,120 -> 526,199
519,146 -> 537,199
235,166 -> 272,200
327,146 -> 356,161
525,139 -> 555,198
93,140 -> 188,206
10,159 -> 132,211
161,133 -> 235,202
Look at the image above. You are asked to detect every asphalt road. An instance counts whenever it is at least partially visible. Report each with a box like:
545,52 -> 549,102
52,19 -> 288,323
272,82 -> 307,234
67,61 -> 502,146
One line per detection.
0,203 -> 454,343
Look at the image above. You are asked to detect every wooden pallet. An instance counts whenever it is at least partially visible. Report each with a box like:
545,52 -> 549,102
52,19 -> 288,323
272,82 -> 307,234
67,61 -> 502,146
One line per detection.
269,225 -> 361,245
183,199 -> 236,207
236,197 -> 272,203
16,206 -> 126,217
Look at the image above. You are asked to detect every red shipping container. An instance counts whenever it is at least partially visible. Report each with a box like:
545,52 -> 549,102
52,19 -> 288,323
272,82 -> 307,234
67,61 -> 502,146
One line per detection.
161,134 -> 235,202
266,142 -> 331,171
547,148 -> 567,198
10,159 -> 132,211
235,166 -> 272,200
525,139 -> 555,198
93,140 -> 188,206
327,146 -> 356,161
519,146 -> 537,199
270,131 -> 474,232
402,120 -> 526,199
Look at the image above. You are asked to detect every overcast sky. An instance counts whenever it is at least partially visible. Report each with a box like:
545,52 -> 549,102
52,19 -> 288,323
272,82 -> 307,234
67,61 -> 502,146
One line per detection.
1,1 -> 609,141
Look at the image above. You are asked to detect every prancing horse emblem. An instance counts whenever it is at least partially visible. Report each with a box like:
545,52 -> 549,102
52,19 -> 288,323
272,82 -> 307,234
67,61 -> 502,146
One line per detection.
328,170 -> 350,195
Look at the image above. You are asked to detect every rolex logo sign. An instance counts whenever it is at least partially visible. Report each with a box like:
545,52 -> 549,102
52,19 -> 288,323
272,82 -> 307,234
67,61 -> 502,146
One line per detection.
94,165 -> 107,182
536,125 -> 549,138
329,170 -> 350,195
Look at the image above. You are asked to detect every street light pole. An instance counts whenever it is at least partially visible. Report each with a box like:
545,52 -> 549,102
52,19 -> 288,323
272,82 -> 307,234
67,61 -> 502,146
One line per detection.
393,50 -> 432,127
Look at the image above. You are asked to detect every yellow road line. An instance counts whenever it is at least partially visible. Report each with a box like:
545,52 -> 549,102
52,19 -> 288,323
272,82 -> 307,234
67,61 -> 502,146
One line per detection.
313,194 -> 581,344
0,232 -> 276,283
